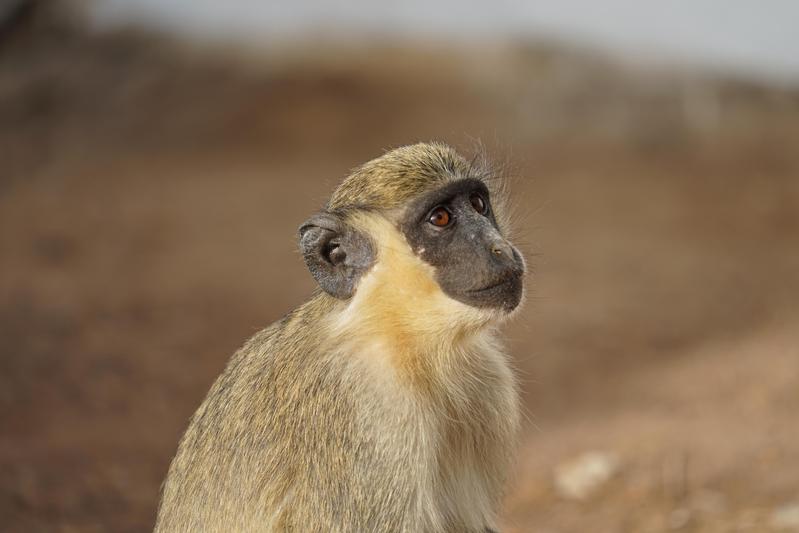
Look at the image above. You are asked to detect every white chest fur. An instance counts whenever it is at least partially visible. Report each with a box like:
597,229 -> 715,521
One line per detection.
350,338 -> 518,532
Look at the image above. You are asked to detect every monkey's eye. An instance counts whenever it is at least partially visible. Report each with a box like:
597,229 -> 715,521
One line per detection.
428,206 -> 451,227
470,193 -> 488,215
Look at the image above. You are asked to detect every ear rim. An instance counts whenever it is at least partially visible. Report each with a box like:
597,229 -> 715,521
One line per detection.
298,212 -> 374,300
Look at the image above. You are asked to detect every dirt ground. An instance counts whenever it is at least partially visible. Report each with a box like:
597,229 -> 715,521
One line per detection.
2,15 -> 799,533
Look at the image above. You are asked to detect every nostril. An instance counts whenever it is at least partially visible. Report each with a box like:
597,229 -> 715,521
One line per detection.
491,240 -> 512,258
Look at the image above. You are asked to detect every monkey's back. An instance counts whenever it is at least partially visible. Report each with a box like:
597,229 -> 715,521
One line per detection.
154,297 -> 437,532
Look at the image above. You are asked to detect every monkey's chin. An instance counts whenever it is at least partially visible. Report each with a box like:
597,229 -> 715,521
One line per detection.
483,292 -> 525,322
461,302 -> 523,335
443,283 -> 524,333
454,275 -> 524,316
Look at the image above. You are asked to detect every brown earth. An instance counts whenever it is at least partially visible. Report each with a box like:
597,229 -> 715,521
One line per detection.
1,15 -> 799,533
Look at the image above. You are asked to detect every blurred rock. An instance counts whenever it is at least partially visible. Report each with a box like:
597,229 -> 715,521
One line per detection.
554,451 -> 620,501
772,503 -> 799,531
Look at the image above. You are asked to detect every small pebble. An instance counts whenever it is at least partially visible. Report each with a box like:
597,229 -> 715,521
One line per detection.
554,451 -> 620,501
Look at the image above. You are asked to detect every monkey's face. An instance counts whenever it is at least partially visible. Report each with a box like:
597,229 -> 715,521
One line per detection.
399,179 -> 525,313
299,177 -> 524,316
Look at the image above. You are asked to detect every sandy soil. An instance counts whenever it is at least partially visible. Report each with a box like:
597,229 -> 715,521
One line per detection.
1,17 -> 799,533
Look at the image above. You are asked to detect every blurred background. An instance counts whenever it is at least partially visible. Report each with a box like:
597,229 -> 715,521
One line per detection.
1,1 -> 798,531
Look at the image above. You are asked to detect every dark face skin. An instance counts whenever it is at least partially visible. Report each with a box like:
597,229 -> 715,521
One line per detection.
399,179 -> 525,313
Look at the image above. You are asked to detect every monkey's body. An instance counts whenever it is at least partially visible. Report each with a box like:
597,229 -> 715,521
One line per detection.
155,144 -> 524,532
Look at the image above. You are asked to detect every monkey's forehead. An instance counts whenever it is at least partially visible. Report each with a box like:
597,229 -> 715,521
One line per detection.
327,143 -> 489,211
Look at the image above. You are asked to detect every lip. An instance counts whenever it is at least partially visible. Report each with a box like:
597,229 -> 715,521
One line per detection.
467,271 -> 523,293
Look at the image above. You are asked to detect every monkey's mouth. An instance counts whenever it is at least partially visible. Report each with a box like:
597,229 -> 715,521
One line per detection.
458,269 -> 524,313
468,270 -> 523,294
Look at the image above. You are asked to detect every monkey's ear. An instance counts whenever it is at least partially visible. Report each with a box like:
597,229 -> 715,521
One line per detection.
298,213 -> 375,299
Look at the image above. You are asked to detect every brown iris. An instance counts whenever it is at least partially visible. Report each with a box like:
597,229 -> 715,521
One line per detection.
470,193 -> 487,215
428,207 -> 451,227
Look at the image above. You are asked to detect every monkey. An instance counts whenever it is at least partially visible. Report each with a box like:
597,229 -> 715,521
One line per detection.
154,142 -> 526,533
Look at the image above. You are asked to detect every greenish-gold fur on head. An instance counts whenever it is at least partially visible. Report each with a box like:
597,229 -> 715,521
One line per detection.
328,142 -> 494,212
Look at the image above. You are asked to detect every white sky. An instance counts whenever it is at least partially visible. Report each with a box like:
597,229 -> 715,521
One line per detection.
90,0 -> 799,85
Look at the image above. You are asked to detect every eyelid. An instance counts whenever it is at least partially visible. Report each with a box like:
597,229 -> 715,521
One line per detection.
424,202 -> 445,216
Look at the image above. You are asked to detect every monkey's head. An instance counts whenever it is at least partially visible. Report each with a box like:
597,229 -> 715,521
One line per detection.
299,143 -> 525,333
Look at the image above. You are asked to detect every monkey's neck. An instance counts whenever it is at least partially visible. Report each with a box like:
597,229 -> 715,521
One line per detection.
321,289 -> 500,391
